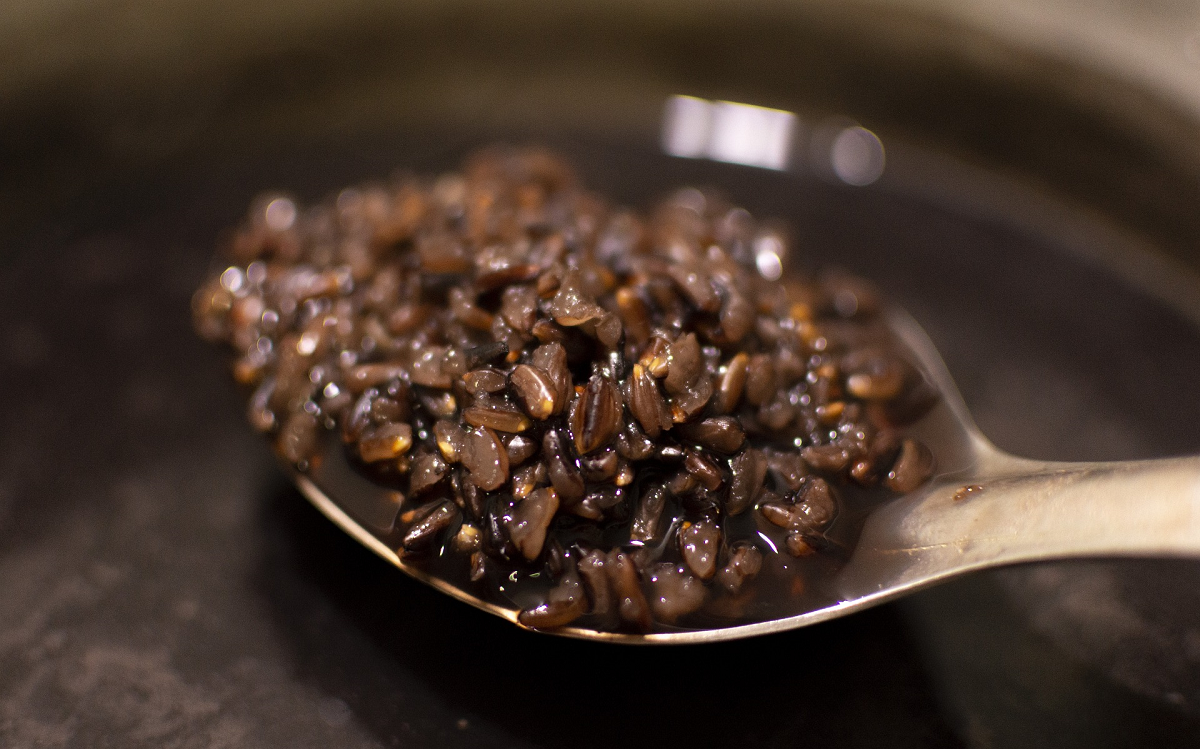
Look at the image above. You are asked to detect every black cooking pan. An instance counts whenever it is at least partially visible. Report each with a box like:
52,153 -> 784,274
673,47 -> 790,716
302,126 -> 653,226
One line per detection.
3,3 -> 1200,746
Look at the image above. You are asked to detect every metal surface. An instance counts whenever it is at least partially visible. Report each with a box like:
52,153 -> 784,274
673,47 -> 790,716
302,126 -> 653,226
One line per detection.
843,312 -> 1200,597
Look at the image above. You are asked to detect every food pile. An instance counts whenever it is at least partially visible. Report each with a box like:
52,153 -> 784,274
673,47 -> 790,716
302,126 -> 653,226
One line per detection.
194,147 -> 936,632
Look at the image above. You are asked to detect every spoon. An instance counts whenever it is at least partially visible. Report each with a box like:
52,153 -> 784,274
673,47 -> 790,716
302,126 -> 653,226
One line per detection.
291,306 -> 1200,644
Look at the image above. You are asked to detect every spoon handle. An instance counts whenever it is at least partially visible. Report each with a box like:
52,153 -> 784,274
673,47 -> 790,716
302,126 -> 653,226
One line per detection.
844,454 -> 1200,596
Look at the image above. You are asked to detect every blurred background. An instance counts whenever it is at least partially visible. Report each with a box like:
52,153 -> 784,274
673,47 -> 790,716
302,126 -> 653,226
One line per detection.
4,0 -> 1200,249
4,1 -> 1200,747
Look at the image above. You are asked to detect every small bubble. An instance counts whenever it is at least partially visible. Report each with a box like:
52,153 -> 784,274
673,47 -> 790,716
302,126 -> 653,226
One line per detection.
755,250 -> 783,281
833,289 -> 859,317
219,266 -> 246,293
296,330 -> 320,356
246,260 -> 268,285
830,126 -> 886,186
753,233 -> 785,280
264,198 -> 297,232
672,187 -> 707,215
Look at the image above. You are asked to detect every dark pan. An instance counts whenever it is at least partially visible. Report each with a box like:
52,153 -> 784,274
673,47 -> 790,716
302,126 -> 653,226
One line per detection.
2,4 -> 1199,746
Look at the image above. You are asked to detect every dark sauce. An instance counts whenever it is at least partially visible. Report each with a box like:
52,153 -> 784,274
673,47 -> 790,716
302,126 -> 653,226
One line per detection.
303,427 -> 900,631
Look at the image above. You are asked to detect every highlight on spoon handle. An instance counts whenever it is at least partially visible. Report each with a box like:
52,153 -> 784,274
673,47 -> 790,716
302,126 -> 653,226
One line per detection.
842,455 -> 1200,598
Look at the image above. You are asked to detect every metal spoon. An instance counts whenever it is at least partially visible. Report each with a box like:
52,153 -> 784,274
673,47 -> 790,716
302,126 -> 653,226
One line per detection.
292,308 -> 1200,644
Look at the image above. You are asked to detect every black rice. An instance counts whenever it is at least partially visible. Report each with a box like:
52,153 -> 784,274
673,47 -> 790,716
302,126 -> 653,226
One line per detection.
194,146 -> 938,633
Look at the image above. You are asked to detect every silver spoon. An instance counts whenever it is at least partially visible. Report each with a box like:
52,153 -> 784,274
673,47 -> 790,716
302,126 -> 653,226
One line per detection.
292,308 -> 1200,644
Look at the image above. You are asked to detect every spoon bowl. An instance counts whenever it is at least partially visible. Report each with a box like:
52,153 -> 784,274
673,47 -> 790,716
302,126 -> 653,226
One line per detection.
291,306 -> 1200,643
